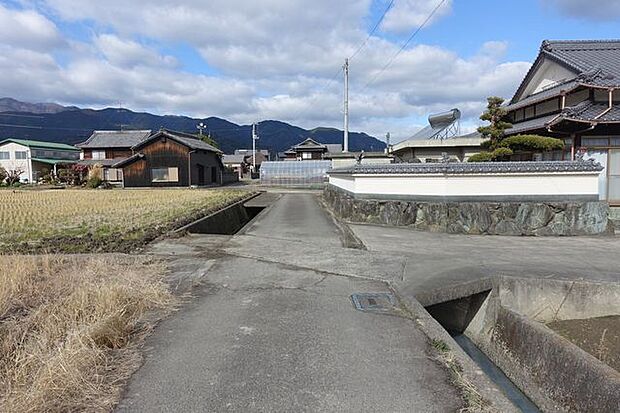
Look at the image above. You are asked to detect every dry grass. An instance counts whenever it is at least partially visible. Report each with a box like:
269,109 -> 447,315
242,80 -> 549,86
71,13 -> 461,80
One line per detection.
0,254 -> 174,412
0,188 -> 250,252
431,339 -> 493,413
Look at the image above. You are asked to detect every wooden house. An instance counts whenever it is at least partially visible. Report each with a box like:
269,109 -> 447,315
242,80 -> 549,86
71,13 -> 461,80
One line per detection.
77,130 -> 151,183
112,129 -> 224,187
503,40 -> 620,204
283,138 -> 342,160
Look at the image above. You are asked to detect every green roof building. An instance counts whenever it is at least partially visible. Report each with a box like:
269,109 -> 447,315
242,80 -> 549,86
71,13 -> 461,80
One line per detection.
0,138 -> 80,183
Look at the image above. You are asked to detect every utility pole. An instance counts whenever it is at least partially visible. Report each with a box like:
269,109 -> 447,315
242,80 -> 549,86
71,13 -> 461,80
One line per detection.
343,58 -> 349,153
385,132 -> 391,154
252,123 -> 259,172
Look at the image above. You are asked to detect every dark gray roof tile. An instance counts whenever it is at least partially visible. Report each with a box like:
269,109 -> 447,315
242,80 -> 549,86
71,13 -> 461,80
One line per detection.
77,130 -> 151,148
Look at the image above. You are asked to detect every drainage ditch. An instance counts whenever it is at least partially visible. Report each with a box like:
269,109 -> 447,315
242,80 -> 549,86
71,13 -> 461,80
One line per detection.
176,198 -> 266,235
424,291 -> 541,413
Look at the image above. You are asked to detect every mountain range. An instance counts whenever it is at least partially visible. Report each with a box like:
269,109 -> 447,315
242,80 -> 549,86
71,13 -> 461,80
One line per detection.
0,98 -> 385,154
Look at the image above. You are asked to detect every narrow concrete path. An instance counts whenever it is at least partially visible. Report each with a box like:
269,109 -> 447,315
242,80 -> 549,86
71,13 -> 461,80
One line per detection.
117,193 -> 463,412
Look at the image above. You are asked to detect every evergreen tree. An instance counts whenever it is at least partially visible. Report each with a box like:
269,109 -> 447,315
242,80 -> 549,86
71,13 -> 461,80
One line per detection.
477,96 -> 512,148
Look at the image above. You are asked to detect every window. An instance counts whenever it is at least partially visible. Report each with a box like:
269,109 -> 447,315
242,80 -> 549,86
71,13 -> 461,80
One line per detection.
152,167 -> 179,182
302,152 -> 312,159
15,151 -> 27,159
582,137 -> 610,147
0,151 -> 9,160
104,168 -> 123,182
92,150 -> 106,160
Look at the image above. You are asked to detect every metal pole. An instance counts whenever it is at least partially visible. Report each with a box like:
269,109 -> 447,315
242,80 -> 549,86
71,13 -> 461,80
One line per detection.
252,123 -> 257,171
343,58 -> 349,153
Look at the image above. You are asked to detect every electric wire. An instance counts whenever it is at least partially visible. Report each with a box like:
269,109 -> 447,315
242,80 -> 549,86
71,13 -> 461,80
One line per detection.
360,0 -> 447,92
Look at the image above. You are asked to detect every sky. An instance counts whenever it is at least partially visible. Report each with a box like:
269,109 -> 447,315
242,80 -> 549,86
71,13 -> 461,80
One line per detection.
1,0 -> 620,142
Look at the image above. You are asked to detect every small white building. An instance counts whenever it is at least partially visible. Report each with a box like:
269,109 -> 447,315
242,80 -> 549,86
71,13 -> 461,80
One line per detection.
0,138 -> 80,183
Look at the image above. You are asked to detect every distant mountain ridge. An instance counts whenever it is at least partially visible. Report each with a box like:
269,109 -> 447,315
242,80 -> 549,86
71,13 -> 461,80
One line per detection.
0,98 -> 385,154
0,97 -> 75,114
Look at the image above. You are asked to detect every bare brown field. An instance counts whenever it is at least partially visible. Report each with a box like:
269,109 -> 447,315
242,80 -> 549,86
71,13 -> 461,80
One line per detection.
0,254 -> 175,412
0,188 -> 251,253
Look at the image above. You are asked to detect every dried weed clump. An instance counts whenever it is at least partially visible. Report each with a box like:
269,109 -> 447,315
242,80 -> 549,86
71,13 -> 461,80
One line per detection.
0,254 -> 174,412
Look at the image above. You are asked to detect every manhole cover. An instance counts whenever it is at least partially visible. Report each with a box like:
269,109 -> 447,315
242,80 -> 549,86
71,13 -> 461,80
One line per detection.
351,292 -> 398,313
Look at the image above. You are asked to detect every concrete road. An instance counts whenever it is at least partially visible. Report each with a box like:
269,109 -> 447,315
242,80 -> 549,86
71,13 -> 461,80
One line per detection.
348,223 -> 620,302
117,193 -> 463,412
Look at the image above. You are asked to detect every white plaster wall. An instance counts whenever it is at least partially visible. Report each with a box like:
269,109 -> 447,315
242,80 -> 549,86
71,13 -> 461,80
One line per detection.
329,175 -> 356,193
525,58 -> 576,96
330,172 -> 600,198
584,150 -> 607,200
0,142 -> 32,182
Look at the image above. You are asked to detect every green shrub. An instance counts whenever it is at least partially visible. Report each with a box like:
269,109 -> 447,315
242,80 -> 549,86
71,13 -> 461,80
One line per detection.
468,152 -> 494,162
480,139 -> 492,150
499,134 -> 564,151
86,176 -> 102,189
491,147 -> 513,160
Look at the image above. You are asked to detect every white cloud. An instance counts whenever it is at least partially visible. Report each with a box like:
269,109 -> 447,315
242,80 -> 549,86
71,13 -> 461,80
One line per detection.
545,0 -> 620,21
0,4 -> 64,51
0,0 -> 531,141
94,34 -> 178,68
381,0 -> 453,34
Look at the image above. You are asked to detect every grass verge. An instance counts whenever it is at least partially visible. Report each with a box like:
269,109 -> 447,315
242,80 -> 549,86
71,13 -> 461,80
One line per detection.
431,339 -> 493,413
0,254 -> 174,412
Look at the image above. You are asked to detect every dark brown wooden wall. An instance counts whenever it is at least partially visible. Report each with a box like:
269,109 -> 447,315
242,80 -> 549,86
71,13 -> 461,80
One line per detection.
82,148 -> 132,159
121,137 -> 223,187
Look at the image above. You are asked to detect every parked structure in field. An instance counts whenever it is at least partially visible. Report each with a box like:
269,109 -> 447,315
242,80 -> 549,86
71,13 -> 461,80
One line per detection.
77,130 -> 151,183
0,138 -> 79,182
112,129 -> 225,187
282,138 -> 342,160
391,109 -> 484,163
504,40 -> 620,204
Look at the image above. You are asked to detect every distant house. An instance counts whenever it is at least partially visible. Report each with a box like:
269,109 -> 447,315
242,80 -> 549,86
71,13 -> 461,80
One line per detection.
391,109 -> 484,163
112,129 -> 224,187
282,138 -> 342,160
222,154 -> 247,178
0,138 -> 80,182
234,149 -> 270,159
325,151 -> 394,168
503,39 -> 620,204
77,130 -> 151,183
392,133 -> 483,163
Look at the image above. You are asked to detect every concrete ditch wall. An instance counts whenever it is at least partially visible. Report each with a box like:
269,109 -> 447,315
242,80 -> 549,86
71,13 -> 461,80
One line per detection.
175,196 -> 261,235
464,278 -> 620,412
324,185 -> 612,236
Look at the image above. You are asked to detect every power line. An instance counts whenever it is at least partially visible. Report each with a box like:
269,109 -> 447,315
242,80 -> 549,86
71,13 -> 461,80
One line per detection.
0,113 -> 45,119
361,0 -> 447,92
290,0 -> 395,124
349,0 -> 395,61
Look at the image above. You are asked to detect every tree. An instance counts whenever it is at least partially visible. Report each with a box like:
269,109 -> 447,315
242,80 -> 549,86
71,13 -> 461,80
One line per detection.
0,167 -> 6,184
197,132 -> 219,149
477,96 -> 512,149
5,168 -> 24,186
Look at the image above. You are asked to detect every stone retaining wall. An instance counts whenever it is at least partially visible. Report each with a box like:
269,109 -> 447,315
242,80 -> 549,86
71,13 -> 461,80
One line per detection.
324,185 -> 613,236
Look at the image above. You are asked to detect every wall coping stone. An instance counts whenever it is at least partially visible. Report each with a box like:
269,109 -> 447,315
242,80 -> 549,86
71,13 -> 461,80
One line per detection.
328,160 -> 603,176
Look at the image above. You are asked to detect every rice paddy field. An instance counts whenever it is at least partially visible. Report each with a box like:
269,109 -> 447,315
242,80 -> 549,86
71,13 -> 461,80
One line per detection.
0,188 -> 251,253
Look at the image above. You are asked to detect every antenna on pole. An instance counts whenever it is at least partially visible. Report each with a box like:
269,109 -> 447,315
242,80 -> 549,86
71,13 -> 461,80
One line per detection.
197,122 -> 206,137
343,58 -> 349,153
